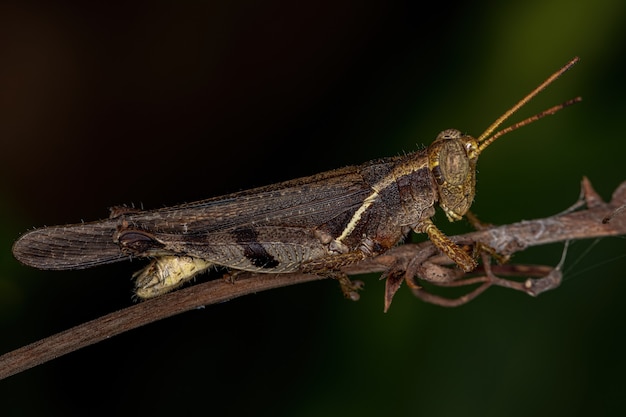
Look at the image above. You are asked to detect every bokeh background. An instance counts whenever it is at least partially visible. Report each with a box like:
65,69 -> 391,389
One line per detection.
1,1 -> 625,415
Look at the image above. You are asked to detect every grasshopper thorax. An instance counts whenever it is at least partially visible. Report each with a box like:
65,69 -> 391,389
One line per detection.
427,129 -> 479,222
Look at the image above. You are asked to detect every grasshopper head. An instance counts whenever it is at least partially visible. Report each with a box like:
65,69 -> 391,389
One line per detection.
425,58 -> 581,223
428,129 -> 479,222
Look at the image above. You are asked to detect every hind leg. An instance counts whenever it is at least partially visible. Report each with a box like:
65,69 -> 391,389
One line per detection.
300,252 -> 366,300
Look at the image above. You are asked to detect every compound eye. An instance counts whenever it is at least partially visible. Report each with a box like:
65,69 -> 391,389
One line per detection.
439,140 -> 469,186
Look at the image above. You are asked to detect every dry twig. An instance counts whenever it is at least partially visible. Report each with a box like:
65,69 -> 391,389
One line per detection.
1,177 -> 625,380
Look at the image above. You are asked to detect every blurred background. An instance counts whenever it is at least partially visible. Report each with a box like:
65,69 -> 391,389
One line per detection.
1,0 -> 625,415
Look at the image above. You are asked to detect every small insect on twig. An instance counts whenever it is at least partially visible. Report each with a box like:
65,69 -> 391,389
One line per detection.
13,58 -> 581,303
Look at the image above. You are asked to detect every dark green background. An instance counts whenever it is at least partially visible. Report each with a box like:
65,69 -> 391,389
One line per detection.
1,1 -> 625,415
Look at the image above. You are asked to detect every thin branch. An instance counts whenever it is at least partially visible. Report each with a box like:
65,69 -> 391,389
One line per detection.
1,177 -> 625,380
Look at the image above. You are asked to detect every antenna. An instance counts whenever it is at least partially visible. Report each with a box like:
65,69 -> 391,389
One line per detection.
476,57 -> 580,154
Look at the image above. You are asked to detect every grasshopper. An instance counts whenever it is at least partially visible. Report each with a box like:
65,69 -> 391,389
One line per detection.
12,58 -> 580,300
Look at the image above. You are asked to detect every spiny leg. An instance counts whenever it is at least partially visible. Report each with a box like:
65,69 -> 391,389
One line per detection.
416,218 -> 477,272
300,252 -> 366,300
462,212 -> 510,264
464,211 -> 492,230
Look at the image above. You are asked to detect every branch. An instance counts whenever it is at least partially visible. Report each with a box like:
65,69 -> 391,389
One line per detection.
1,177 -> 625,380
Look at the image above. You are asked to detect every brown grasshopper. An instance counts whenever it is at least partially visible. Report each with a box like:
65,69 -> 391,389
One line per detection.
12,58 -> 581,300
